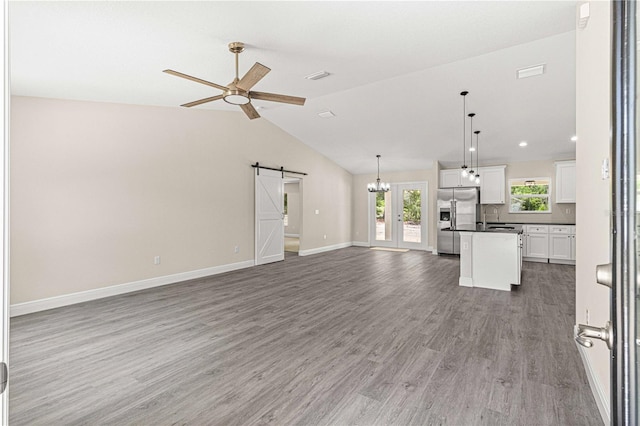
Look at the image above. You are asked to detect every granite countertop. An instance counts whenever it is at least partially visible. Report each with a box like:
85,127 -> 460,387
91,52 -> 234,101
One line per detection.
471,224 -> 523,234
444,224 -> 523,234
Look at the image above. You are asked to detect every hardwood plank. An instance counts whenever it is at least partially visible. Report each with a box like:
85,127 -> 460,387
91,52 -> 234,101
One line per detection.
8,247 -> 603,425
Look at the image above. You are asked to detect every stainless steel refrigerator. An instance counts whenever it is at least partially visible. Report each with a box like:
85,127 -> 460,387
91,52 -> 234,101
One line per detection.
437,187 -> 480,254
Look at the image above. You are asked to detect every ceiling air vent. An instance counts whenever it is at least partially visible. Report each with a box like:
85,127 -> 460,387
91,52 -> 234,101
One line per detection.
318,110 -> 335,118
516,64 -> 545,79
305,71 -> 330,80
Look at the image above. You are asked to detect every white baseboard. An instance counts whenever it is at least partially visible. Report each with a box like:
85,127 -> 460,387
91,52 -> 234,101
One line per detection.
284,233 -> 299,238
351,241 -> 369,247
10,260 -> 255,317
523,257 -> 548,263
574,325 -> 610,425
549,259 -> 576,265
351,242 -> 434,252
459,277 -> 473,287
298,242 -> 352,257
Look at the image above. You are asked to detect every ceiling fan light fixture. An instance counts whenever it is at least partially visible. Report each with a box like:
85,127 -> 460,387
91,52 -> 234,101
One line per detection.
164,41 -> 305,119
223,90 -> 251,105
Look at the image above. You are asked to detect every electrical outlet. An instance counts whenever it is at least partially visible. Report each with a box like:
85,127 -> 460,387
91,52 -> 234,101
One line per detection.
323,234 -> 327,240
566,208 -> 571,214
493,208 -> 497,214
234,246 -> 239,253
154,256 -> 161,265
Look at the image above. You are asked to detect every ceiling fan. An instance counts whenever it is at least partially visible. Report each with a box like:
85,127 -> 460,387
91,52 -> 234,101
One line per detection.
163,42 -> 306,120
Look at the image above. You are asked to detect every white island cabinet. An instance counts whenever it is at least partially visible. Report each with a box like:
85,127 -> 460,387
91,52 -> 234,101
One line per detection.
459,230 -> 522,292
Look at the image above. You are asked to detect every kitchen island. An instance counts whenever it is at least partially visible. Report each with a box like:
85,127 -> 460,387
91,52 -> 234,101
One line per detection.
458,225 -> 523,292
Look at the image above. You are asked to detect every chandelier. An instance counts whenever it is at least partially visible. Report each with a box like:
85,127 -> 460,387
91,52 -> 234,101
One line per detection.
367,155 -> 390,192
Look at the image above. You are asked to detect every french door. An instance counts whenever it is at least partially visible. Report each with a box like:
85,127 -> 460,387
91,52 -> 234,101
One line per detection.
369,182 -> 427,250
612,1 -> 639,421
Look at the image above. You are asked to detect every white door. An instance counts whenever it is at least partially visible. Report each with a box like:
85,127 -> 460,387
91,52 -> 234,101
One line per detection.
370,182 -> 427,250
255,169 -> 284,265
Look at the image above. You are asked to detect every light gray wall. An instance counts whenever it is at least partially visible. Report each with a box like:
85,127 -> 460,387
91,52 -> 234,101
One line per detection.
10,96 -> 353,304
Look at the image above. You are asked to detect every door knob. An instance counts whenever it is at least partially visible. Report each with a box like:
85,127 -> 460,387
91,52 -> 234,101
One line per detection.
595,263 -> 612,288
576,321 -> 613,350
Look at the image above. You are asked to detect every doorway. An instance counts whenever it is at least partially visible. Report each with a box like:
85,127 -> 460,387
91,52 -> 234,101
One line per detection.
369,182 -> 427,250
284,179 -> 301,254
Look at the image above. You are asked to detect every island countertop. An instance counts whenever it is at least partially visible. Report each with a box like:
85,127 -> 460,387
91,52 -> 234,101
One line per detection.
441,224 -> 523,234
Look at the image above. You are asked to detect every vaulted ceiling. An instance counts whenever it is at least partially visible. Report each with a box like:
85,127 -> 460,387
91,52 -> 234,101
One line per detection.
9,1 -> 577,174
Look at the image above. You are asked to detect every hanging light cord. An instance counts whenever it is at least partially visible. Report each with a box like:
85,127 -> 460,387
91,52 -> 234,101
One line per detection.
460,91 -> 468,170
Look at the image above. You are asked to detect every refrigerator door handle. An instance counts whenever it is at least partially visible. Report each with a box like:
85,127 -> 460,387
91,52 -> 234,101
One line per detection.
451,200 -> 456,230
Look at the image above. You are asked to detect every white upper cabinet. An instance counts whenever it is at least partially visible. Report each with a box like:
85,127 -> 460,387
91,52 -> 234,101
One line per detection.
478,165 -> 506,204
555,160 -> 576,203
439,169 -> 479,188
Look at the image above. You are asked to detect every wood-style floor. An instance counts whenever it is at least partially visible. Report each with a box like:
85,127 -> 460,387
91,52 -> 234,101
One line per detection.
9,248 -> 602,425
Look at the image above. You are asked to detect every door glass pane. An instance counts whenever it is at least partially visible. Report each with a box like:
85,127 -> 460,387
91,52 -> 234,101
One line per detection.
375,191 -> 392,241
403,189 -> 421,243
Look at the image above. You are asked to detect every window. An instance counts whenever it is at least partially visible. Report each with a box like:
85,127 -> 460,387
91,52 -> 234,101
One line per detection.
509,178 -> 552,213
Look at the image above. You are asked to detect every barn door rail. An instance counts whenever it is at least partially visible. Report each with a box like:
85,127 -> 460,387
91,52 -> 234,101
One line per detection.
251,162 -> 307,177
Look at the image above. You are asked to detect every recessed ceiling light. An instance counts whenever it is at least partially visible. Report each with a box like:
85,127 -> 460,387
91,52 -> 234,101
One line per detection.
517,64 -> 546,79
519,141 -> 528,147
571,135 -> 578,142
318,110 -> 335,118
305,71 -> 330,80
469,147 -> 476,152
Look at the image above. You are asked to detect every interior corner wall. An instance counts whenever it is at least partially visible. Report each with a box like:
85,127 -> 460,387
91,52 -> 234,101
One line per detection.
352,168 -> 438,250
10,96 -> 352,304
575,0 -> 611,421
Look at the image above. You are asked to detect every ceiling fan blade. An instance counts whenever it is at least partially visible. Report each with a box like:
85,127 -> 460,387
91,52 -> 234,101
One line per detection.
250,91 -> 306,106
236,63 -> 271,91
181,95 -> 224,108
240,103 -> 261,120
163,69 -> 228,92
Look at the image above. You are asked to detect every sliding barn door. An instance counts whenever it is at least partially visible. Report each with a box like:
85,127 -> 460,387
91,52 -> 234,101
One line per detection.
255,169 -> 284,265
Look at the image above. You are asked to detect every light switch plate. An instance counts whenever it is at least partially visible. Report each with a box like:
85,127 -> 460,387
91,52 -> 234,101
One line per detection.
602,158 -> 610,179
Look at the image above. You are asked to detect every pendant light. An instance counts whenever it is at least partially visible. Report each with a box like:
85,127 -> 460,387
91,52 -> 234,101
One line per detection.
474,130 -> 481,184
367,154 -> 390,192
460,91 -> 469,177
467,113 -> 476,181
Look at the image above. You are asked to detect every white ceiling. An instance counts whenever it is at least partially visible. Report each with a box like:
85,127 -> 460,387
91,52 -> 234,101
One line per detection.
9,1 -> 578,175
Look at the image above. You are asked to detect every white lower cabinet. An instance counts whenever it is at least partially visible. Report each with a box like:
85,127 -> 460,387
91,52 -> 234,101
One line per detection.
523,225 -> 549,262
522,224 -> 576,264
548,225 -> 575,264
